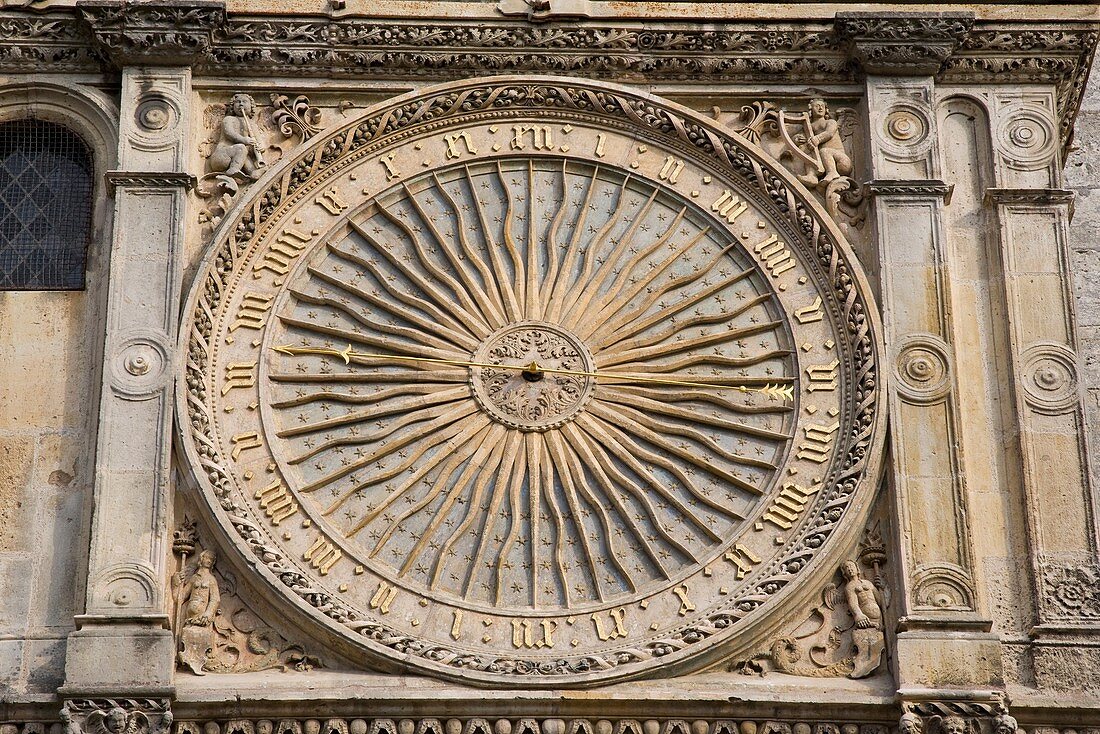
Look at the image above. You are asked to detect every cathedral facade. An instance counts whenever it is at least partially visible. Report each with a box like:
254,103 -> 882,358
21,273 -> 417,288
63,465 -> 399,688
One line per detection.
1,2 -> 1099,733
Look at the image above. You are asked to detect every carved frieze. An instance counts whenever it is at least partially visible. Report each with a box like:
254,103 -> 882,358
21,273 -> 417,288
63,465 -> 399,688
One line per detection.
899,697 -> 1022,734
0,10 -> 1091,152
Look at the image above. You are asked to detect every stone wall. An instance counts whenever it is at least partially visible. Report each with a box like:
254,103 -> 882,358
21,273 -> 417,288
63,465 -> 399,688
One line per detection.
1067,63 -> 1100,502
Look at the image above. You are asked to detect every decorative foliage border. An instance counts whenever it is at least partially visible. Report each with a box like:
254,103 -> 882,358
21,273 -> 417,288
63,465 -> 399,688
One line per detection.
179,78 -> 884,683
0,9 -> 1094,150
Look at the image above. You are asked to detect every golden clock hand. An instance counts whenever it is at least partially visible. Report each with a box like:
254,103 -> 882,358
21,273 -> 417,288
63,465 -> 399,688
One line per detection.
532,364 -> 795,400
272,344 -> 506,371
273,345 -> 795,400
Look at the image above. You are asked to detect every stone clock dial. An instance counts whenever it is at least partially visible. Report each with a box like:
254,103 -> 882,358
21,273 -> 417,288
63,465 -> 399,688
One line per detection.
179,77 -> 885,686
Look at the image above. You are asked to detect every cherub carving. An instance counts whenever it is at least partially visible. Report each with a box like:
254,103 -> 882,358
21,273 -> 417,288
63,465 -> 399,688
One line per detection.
731,556 -> 887,679
207,94 -> 265,181
197,93 -> 268,228
85,708 -> 148,734
793,98 -> 853,188
731,98 -> 865,233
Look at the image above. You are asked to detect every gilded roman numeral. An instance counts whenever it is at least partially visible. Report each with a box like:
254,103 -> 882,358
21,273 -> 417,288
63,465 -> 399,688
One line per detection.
228,292 -> 274,333
304,535 -> 342,575
759,482 -> 820,531
672,583 -> 696,616
592,607 -> 627,641
805,359 -> 839,393
314,187 -> 349,216
230,431 -> 262,460
511,619 -> 556,649
380,153 -> 401,181
221,360 -> 257,396
794,296 -> 824,324
659,156 -> 685,184
594,133 -> 607,158
443,131 -> 479,159
711,189 -> 748,224
510,124 -> 554,151
253,227 -> 315,280
723,543 -> 762,580
254,480 -> 299,525
797,421 -> 840,463
369,581 -> 398,613
753,234 -> 796,277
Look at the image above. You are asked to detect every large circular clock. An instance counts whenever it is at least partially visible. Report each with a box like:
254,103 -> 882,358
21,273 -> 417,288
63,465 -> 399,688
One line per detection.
178,77 -> 885,686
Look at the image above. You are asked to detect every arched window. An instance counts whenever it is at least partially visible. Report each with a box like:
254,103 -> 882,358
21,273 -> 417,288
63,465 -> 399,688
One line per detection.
0,120 -> 94,290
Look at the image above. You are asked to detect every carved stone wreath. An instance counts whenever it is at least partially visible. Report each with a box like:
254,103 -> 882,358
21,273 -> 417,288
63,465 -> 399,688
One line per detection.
178,76 -> 885,686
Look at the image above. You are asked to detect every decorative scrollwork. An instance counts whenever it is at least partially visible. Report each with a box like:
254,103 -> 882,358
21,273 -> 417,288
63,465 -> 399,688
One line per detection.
270,93 -> 323,141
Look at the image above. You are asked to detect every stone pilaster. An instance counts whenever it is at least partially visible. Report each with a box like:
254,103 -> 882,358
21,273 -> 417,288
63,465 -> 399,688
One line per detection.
854,59 -> 1001,690
984,87 -> 1100,690
61,10 -> 205,689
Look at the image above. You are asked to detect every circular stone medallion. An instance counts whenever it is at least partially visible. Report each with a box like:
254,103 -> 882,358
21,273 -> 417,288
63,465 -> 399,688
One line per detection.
470,321 -> 596,432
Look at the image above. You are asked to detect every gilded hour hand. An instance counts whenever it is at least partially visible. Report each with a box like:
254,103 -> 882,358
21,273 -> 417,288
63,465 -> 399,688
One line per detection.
272,344 -> 795,400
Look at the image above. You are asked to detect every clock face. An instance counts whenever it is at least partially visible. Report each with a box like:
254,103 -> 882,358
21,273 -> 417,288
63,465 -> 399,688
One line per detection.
179,78 -> 884,686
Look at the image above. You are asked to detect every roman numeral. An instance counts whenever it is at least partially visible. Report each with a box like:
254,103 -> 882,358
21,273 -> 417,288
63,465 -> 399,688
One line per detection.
759,482 -> 820,531
805,359 -> 839,393
592,607 -> 627,641
659,156 -> 685,184
711,189 -> 748,224
753,234 -> 796,277
228,292 -> 274,333
797,421 -> 840,463
444,131 -> 479,159
304,535 -> 342,575
253,480 -> 298,525
253,227 -> 314,280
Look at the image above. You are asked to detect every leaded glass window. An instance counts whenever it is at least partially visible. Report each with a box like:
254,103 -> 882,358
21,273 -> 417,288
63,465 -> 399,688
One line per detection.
0,120 -> 94,290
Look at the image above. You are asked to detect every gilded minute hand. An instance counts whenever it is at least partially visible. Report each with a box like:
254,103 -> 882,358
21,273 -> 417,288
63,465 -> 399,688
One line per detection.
272,344 -> 795,400
530,364 -> 794,400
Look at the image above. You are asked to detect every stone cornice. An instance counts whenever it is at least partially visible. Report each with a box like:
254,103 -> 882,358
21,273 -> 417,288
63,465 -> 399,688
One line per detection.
0,6 -> 1093,150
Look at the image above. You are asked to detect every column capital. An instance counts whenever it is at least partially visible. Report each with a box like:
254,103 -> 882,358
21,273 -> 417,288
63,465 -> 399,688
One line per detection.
77,0 -> 225,67
835,11 -> 973,75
